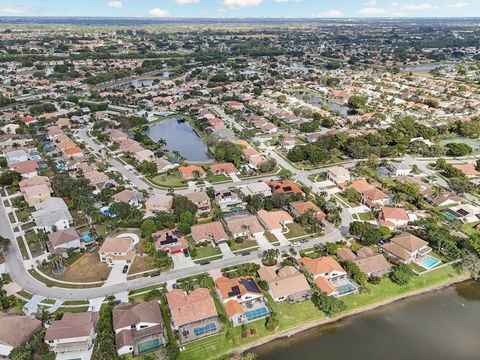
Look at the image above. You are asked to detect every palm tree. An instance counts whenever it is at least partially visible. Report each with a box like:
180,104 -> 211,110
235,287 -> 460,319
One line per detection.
158,138 -> 167,148
49,254 -> 64,273
0,236 -> 10,253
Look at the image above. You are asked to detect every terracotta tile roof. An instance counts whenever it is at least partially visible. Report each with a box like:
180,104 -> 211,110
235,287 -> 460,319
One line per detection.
224,300 -> 244,317
269,180 -> 303,194
64,146 -> 84,155
179,165 -> 206,179
191,221 -> 229,244
210,162 -> 239,175
390,232 -> 428,252
215,276 -> 262,299
225,215 -> 264,235
300,256 -> 345,276
380,207 -> 409,221
257,209 -> 293,231
354,254 -> 393,275
290,201 -> 326,220
166,288 -> 218,327
315,276 -> 336,295
452,163 -> 480,177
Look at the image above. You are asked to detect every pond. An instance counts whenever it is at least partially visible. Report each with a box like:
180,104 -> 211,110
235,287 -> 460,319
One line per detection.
438,137 -> 480,152
253,281 -> 480,360
105,79 -> 155,91
401,63 -> 456,71
293,92 -> 353,116
144,118 -> 213,163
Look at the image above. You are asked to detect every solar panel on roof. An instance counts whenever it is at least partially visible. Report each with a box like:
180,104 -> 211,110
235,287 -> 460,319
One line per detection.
239,278 -> 260,293
228,285 -> 241,297
457,209 -> 470,216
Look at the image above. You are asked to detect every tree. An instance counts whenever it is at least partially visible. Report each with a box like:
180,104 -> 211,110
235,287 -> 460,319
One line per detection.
178,211 -> 196,235
141,219 -> 158,238
171,196 -> 197,219
445,142 -> 472,157
137,161 -> 157,176
468,233 -> 480,256
0,236 -> 10,253
390,264 -> 414,285
311,291 -> 346,316
0,170 -> 21,187
463,251 -> 480,281
342,261 -> 368,288
92,301 -> 120,360
348,94 -> 368,109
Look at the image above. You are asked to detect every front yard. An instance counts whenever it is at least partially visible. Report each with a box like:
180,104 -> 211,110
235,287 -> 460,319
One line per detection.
285,223 -> 310,239
43,254 -> 111,283
149,170 -> 187,188
129,255 -> 156,275
227,237 -> 259,252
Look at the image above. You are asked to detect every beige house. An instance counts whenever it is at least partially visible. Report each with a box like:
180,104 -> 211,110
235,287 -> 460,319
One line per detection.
258,266 -> 312,303
327,166 -> 351,185
99,236 -> 136,267
145,194 -> 172,213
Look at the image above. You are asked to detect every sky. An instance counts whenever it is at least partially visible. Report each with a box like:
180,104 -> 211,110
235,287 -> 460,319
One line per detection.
0,0 -> 477,18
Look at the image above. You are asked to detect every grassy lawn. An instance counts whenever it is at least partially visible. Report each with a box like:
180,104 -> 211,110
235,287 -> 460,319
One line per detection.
24,232 -> 43,257
16,237 -> 29,260
285,223 -> 309,239
192,244 -> 222,260
149,170 -> 187,188
16,208 -> 33,222
461,222 -> 479,236
207,174 -> 231,184
28,269 -> 103,289
180,264 -> 465,360
129,255 -> 156,274
8,212 -> 15,223
95,224 -> 109,238
265,232 -> 280,245
47,254 -> 111,283
227,238 -> 259,252
357,212 -> 375,221
54,306 -> 89,315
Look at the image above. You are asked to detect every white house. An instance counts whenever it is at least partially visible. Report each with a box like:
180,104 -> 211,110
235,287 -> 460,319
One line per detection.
327,166 -> 351,185
32,197 -> 72,233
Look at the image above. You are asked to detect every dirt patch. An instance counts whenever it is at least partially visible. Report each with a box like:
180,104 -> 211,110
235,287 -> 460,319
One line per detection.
129,255 -> 156,275
59,254 -> 111,282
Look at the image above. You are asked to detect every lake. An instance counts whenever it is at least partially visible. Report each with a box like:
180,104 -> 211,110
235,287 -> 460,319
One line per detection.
293,92 -> 353,116
106,79 -> 155,91
401,63 -> 455,71
253,281 -> 480,360
144,118 -> 213,163
438,137 -> 480,152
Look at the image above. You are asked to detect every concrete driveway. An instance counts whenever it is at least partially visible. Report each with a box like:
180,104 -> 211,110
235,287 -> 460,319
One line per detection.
103,263 -> 128,287
218,243 -> 235,258
271,229 -> 290,246
254,233 -> 273,250
172,253 -> 195,269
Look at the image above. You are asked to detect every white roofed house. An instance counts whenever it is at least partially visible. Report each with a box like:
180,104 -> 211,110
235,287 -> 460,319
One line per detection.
326,166 -> 351,185
32,197 -> 73,233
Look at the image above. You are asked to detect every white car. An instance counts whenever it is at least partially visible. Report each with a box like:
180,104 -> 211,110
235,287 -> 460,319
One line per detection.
291,242 -> 300,247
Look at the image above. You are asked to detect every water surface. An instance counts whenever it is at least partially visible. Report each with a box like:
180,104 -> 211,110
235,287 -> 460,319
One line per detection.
254,281 -> 480,360
144,118 -> 212,163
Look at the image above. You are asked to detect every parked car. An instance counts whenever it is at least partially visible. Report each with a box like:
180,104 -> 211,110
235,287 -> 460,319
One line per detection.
241,251 -> 250,256
291,242 -> 300,247
183,249 -> 189,257
200,260 -> 210,266
150,271 -> 161,277
122,265 -> 129,274
300,238 -> 309,243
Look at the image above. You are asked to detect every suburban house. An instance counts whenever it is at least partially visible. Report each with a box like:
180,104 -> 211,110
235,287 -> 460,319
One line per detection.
300,256 -> 358,297
47,228 -> 82,255
44,312 -> 99,360
269,180 -> 303,195
257,266 -> 312,303
215,276 -> 270,327
21,183 -> 52,206
152,229 -> 189,254
381,232 -> 431,264
112,190 -> 139,207
0,313 -> 42,358
452,163 -> 480,178
289,200 -> 326,221
166,288 -> 221,343
133,149 -> 155,164
113,301 -> 168,356
215,189 -> 245,213
210,162 -> 240,176
5,149 -> 29,165
185,191 -> 212,218
224,215 -> 265,239
99,236 -> 136,267
145,194 -> 172,213
326,166 -> 351,185
348,179 -> 390,207
84,170 -> 117,191
191,221 -> 229,245
387,163 -> 412,177
257,209 -> 293,232
9,159 -> 38,178
337,247 -> 393,277
378,207 -> 410,229
32,197 -> 73,233
179,165 -> 206,180
238,182 -> 272,197
444,204 -> 480,223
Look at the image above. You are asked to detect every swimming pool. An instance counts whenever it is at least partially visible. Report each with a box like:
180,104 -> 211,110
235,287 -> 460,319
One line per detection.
335,284 -> 356,296
419,255 -> 440,269
193,323 -> 217,336
246,307 -> 269,321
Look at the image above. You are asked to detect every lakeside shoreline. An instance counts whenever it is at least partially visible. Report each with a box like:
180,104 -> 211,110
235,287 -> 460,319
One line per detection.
231,274 -> 471,357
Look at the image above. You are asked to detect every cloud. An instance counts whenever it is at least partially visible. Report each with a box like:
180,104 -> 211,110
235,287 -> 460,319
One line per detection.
402,2 -> 432,10
358,7 -> 385,15
318,9 -> 343,17
364,0 -> 376,5
107,1 -> 123,8
148,8 -> 170,17
0,4 -> 30,14
274,0 -> 289,3
222,0 -> 263,9
175,0 -> 200,4
445,2 -> 468,8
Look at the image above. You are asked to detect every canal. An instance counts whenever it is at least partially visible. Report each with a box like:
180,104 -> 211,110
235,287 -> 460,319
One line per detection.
144,118 -> 213,163
253,281 -> 480,360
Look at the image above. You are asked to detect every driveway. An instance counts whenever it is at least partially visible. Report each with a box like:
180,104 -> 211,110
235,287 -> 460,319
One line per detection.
271,229 -> 290,246
103,263 -> 128,287
254,233 -> 273,250
172,253 -> 195,269
218,243 -> 235,258
230,173 -> 241,183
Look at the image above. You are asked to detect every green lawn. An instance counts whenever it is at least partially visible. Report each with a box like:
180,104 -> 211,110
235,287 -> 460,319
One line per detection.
24,232 -> 43,257
265,232 -> 280,245
357,212 -> 375,221
228,238 -> 259,252
207,174 -> 231,184
192,244 -> 222,260
461,222 -> 480,236
149,170 -> 187,188
16,237 -> 29,260
285,223 -> 309,239
16,208 -> 33,222
179,264 -> 465,360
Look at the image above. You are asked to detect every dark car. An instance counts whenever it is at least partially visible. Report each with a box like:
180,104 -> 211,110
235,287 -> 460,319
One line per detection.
150,271 -> 161,277
241,251 -> 250,256
300,238 -> 309,243
122,265 -> 129,274
183,249 -> 190,257
200,260 -> 210,266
